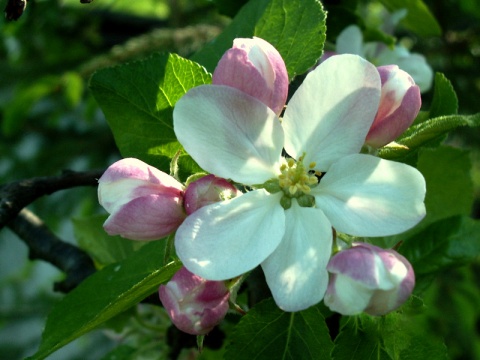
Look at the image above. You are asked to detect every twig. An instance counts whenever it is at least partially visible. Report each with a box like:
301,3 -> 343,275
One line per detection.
0,169 -> 103,230
8,208 -> 96,292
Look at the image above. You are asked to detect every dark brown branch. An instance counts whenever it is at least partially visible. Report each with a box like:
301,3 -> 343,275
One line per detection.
8,208 -> 96,292
0,169 -> 103,230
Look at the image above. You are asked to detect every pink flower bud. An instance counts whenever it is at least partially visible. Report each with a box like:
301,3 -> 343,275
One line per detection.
159,267 -> 230,335
324,242 -> 415,316
212,37 -> 288,115
365,65 -> 421,148
98,158 -> 186,240
184,174 -> 239,215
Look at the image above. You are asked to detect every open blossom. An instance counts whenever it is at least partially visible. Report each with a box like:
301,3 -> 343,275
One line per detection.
334,25 -> 433,92
365,65 -> 421,147
212,37 -> 288,115
324,242 -> 415,316
159,267 -> 230,335
98,158 -> 185,240
173,53 -> 426,312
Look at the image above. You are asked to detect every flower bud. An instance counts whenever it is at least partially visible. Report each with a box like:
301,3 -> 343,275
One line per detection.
365,65 -> 421,148
184,174 -> 239,215
159,267 -> 230,335
98,158 -> 186,240
324,242 -> 415,316
212,37 -> 288,115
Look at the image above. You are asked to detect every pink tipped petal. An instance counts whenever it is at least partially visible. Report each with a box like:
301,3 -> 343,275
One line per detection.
324,273 -> 374,315
366,66 -> 421,147
98,158 -> 183,213
283,54 -> 381,171
175,190 -> 285,280
213,37 -> 288,115
262,202 -> 333,312
313,154 -> 426,237
103,193 -> 186,240
173,85 -> 283,185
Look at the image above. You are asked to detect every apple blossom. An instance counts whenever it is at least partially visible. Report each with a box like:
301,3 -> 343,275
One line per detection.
324,242 -> 415,316
173,53 -> 426,312
212,37 -> 288,115
365,65 -> 421,147
335,25 -> 433,92
98,158 -> 186,240
184,174 -> 239,215
159,267 -> 230,335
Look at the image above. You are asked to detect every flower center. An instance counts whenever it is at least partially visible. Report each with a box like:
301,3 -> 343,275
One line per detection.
263,154 -> 316,209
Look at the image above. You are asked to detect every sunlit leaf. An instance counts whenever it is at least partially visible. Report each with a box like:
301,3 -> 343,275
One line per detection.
89,52 -> 210,176
192,0 -> 326,79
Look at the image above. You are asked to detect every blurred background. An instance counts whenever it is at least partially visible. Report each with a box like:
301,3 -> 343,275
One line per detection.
0,0 -> 478,359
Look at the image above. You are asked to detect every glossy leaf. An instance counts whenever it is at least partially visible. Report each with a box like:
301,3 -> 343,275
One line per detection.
89,52 -> 211,175
224,298 -> 333,360
27,241 -> 181,360
192,0 -> 326,79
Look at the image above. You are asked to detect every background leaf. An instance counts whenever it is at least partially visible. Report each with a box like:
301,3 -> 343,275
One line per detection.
224,298 -> 333,360
89,52 -> 211,176
27,241 -> 181,360
400,216 -> 480,277
192,0 -> 326,79
378,0 -> 441,36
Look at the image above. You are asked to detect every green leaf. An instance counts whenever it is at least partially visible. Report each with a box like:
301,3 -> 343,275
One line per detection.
89,52 -> 211,174
400,216 -> 480,276
378,112 -> 480,160
428,73 -> 458,118
192,0 -> 326,79
73,215 -> 147,267
27,241 -> 182,360
224,298 -> 333,360
378,0 -> 441,36
332,303 -> 448,360
332,316 -> 390,360
416,146 -> 473,227
61,72 -> 84,108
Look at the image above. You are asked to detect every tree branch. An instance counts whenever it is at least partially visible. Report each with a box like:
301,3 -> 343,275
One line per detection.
0,169 -> 104,230
8,208 -> 97,292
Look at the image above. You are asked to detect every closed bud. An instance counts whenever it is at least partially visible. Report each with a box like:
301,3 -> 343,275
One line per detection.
98,158 -> 186,240
324,242 -> 415,316
184,174 -> 239,215
212,37 -> 288,115
159,267 -> 230,335
365,65 -> 421,148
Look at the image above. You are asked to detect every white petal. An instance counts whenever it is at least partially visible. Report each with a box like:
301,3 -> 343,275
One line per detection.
173,85 -> 283,184
283,55 -> 381,171
312,154 -> 426,236
175,190 -> 285,280
261,201 -> 333,312
324,273 -> 373,315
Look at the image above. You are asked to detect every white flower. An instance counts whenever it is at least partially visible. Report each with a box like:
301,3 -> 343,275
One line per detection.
173,54 -> 426,312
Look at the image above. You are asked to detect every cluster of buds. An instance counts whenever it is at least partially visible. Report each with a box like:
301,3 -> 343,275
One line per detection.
324,242 -> 415,316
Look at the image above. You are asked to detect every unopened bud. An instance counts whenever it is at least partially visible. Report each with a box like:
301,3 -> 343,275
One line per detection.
98,158 -> 186,240
213,37 -> 288,115
324,242 -> 415,316
159,267 -> 230,335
